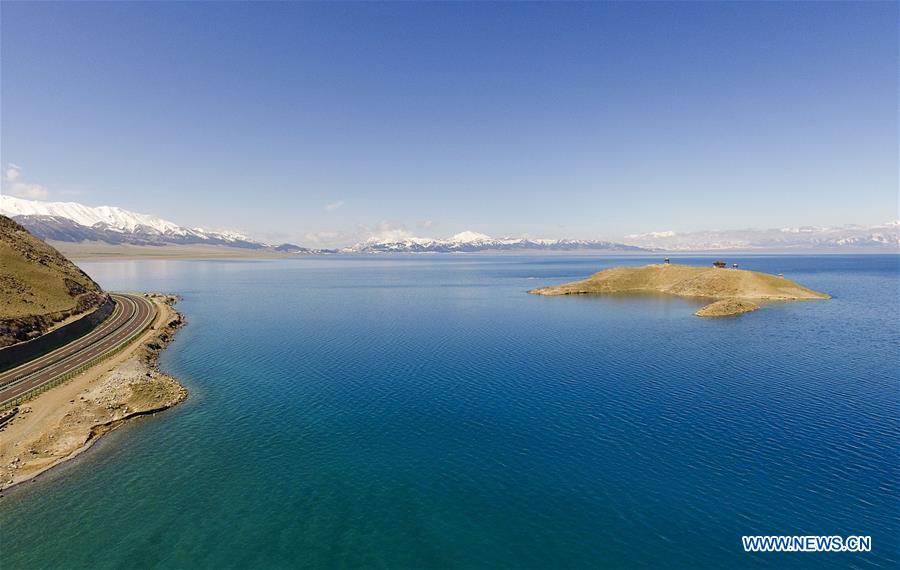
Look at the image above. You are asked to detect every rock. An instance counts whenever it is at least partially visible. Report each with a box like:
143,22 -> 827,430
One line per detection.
695,299 -> 760,317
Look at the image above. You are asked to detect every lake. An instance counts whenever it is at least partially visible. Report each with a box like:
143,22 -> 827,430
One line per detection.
2,254 -> 898,569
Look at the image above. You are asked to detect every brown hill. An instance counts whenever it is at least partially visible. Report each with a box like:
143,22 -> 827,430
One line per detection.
0,215 -> 107,346
529,263 -> 829,317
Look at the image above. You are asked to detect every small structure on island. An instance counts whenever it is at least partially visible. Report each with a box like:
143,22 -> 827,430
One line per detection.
664,257 -> 670,264
712,260 -> 727,268
732,263 -> 739,269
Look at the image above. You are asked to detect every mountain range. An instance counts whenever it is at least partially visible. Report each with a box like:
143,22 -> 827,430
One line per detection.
1,195 -> 897,253
0,195 -> 274,249
625,223 -> 899,251
0,197 -> 643,253
343,231 -> 646,253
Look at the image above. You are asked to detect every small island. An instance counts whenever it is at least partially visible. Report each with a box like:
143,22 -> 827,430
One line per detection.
529,262 -> 830,317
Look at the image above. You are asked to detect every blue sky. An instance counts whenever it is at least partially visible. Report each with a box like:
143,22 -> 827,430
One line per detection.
1,2 -> 897,246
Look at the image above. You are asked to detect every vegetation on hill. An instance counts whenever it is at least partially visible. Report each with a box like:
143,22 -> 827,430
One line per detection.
529,263 -> 829,317
0,215 -> 107,346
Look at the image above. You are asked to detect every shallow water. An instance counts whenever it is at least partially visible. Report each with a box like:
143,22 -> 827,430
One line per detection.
2,254 -> 898,569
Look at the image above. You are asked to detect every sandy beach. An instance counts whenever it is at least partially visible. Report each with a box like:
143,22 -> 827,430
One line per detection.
0,294 -> 187,490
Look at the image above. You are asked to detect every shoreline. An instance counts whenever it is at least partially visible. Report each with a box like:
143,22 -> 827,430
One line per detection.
50,241 -> 297,261
0,294 -> 187,491
50,242 -> 900,261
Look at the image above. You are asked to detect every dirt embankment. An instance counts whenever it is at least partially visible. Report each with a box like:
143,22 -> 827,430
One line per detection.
530,263 -> 829,317
0,294 -> 187,490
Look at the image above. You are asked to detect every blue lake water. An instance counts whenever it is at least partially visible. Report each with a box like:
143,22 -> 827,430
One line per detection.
2,254 -> 898,569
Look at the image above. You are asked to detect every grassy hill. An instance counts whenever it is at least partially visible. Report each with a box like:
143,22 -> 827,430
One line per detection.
529,263 -> 829,317
0,215 -> 107,346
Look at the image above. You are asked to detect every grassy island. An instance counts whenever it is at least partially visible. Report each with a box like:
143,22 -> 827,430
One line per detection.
529,263 -> 830,317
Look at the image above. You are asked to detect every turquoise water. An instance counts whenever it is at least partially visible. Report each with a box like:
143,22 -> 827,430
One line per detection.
2,255 -> 898,569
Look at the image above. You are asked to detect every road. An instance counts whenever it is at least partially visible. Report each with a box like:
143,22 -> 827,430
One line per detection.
0,293 -> 156,407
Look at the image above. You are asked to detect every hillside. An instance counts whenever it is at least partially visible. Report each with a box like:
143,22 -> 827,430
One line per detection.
529,263 -> 830,317
0,215 -> 107,346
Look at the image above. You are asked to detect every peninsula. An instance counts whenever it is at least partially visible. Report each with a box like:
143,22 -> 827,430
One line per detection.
0,215 -> 187,490
529,263 -> 830,317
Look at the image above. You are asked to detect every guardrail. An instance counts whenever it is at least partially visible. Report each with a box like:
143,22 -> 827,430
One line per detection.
0,297 -> 157,411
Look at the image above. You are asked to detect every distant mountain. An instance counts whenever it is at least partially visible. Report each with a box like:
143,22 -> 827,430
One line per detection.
346,230 -> 647,253
1,195 -> 266,249
625,222 -> 900,251
6,196 -> 894,254
272,243 -> 337,254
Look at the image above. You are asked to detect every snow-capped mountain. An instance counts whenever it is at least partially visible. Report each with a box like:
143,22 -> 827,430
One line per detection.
5,195 -> 894,254
346,230 -> 647,253
625,221 -> 900,251
0,195 -> 266,248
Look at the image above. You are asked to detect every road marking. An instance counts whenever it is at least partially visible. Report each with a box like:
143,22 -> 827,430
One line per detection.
0,300 -> 126,382
0,296 -> 136,388
0,294 -> 158,408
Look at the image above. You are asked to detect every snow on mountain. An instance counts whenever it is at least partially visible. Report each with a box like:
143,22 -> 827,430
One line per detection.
353,221 -> 900,253
625,222 -> 900,251
346,230 -> 646,253
1,195 -> 186,235
5,195 -> 893,254
0,195 -> 263,248
448,231 -> 493,243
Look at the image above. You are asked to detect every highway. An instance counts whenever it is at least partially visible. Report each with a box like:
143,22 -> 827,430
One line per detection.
0,293 -> 156,408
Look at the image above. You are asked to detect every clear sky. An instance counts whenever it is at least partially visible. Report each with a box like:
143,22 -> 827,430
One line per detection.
1,1 -> 897,246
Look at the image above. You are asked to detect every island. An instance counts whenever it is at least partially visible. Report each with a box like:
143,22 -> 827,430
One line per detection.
529,263 -> 830,317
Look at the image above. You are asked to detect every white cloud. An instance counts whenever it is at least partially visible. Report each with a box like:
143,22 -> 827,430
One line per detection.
6,164 -> 21,182
57,188 -> 89,197
371,227 -> 417,241
304,230 -> 343,244
324,200 -> 345,212
626,230 -> 677,239
360,221 -> 426,243
3,164 -> 49,200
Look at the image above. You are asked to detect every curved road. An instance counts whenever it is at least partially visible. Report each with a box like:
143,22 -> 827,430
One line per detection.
0,293 -> 156,407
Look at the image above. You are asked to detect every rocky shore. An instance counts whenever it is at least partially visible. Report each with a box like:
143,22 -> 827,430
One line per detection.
0,294 -> 187,491
693,298 -> 760,317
